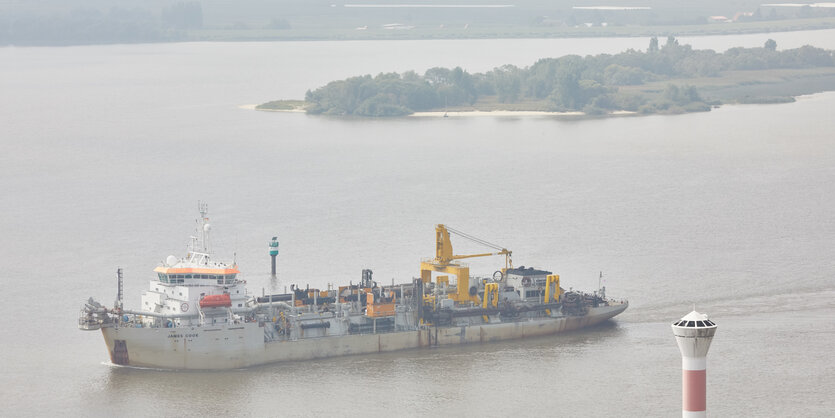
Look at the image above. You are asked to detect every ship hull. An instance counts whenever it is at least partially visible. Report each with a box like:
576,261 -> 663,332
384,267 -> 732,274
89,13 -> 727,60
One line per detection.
101,302 -> 627,370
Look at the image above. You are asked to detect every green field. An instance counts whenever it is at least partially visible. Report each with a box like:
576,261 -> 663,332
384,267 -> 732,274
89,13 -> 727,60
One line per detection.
3,0 -> 835,45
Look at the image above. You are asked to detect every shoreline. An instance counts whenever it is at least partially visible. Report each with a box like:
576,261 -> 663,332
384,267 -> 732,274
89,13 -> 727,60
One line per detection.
245,91 -> 835,118
242,104 -> 639,117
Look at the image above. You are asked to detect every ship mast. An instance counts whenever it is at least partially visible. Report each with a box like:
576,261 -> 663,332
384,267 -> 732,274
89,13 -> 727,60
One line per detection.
188,201 -> 212,265
115,267 -> 123,311
199,201 -> 210,253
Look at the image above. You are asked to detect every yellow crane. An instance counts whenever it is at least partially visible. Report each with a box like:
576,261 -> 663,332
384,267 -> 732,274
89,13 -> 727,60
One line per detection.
420,224 -> 513,305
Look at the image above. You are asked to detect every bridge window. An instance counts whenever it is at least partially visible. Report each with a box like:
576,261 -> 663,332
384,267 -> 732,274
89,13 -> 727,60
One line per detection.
169,274 -> 184,284
215,274 -> 237,284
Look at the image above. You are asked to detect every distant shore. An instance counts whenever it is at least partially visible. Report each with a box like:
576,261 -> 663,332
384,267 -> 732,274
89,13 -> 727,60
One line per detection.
186,17 -> 835,44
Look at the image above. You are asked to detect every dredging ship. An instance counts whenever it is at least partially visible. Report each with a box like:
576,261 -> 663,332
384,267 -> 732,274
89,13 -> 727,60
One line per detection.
79,205 -> 628,370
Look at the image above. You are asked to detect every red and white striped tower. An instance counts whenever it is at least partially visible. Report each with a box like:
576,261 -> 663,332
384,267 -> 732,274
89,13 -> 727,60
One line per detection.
672,310 -> 717,417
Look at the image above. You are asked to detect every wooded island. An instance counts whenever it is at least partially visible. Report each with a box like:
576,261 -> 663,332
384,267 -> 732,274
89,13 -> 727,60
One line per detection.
258,38 -> 835,117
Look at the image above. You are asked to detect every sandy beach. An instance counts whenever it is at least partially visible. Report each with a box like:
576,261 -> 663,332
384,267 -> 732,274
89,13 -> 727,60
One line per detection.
411,110 -> 637,117
410,110 -> 582,117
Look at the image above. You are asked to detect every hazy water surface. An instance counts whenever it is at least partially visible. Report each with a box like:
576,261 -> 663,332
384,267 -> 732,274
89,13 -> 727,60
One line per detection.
1,32 -> 834,417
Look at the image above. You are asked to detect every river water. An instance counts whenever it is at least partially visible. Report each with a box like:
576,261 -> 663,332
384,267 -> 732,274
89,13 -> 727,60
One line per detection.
1,30 -> 834,417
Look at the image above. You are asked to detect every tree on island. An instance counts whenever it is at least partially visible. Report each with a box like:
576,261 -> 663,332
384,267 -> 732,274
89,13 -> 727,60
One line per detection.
648,37 -> 659,53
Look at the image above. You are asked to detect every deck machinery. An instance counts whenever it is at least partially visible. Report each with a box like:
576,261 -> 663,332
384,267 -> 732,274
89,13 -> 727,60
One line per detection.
418,224 -> 565,327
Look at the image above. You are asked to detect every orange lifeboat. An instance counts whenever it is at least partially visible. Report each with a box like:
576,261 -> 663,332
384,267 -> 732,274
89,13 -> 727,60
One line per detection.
200,294 -> 232,308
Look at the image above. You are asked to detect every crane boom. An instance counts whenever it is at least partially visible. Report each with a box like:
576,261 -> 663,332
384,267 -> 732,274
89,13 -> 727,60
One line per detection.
433,224 -> 513,268
451,250 -> 511,261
